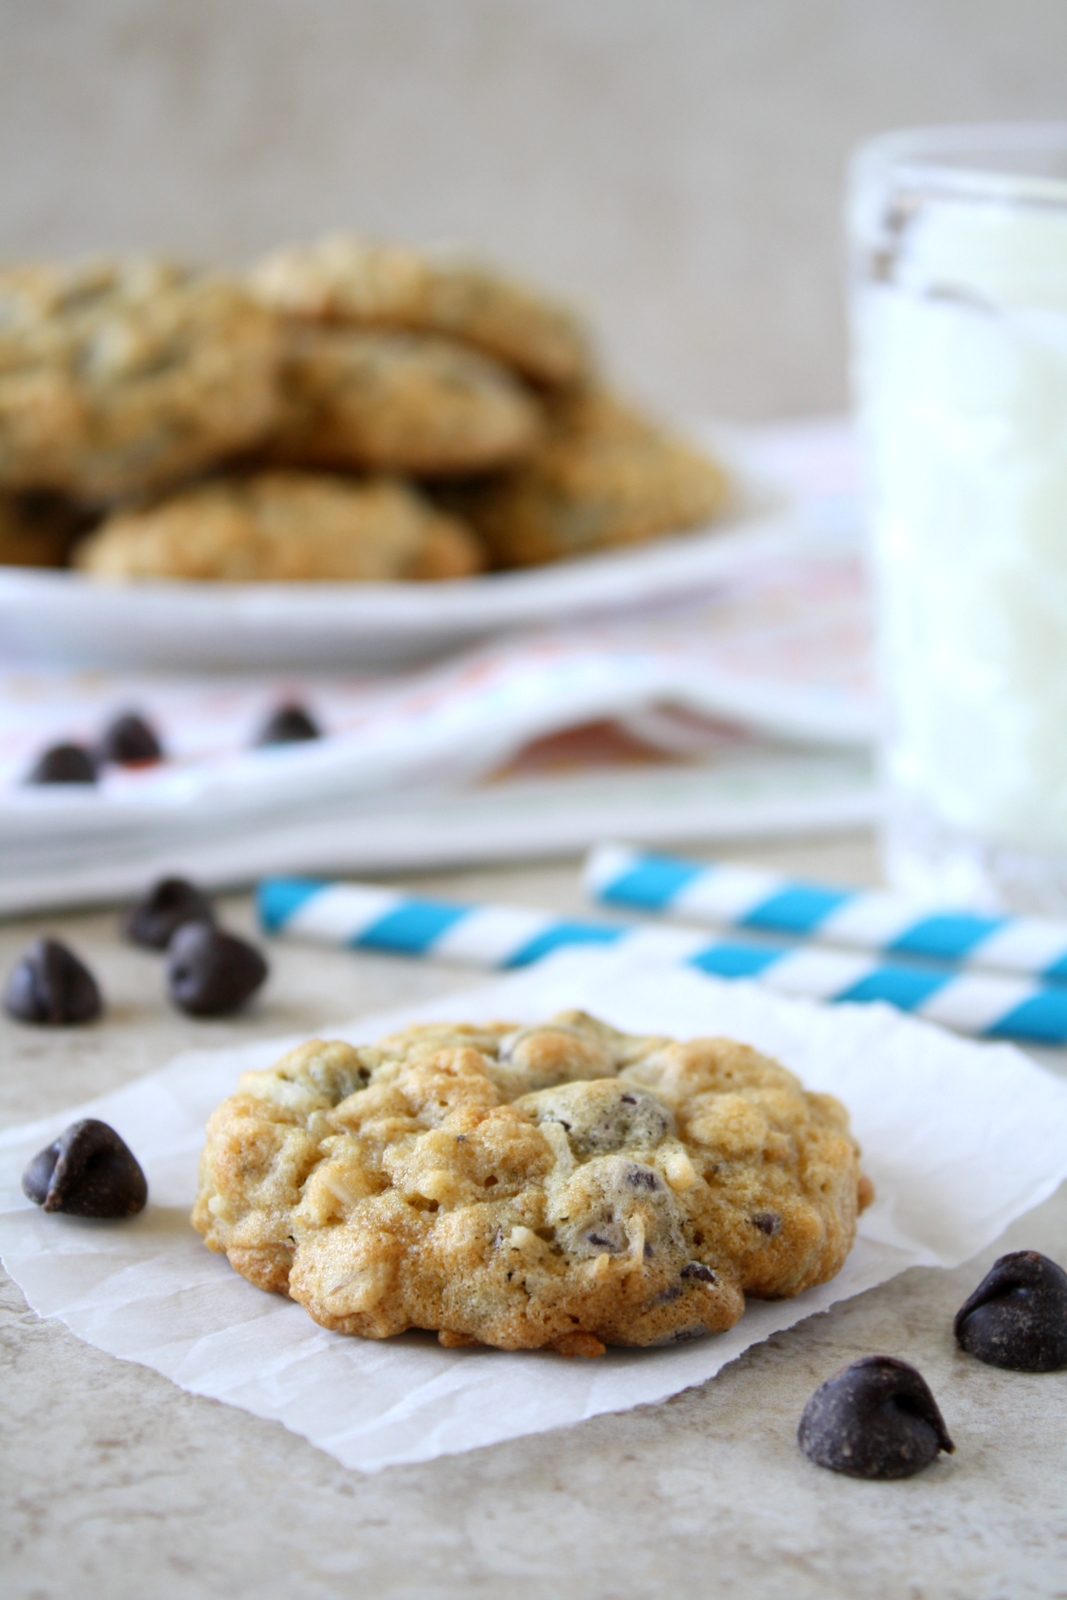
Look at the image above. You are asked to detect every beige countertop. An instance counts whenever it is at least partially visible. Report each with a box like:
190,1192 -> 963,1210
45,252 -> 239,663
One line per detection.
3,831 -> 1066,1600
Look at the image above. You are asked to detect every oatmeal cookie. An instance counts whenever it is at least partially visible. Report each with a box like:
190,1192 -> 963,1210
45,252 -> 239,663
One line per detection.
249,235 -> 592,388
0,258 -> 280,501
262,324 -> 542,476
192,1010 -> 871,1353
74,470 -> 484,582
438,389 -> 730,567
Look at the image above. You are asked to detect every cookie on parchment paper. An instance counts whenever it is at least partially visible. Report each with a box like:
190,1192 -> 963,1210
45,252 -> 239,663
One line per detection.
192,1010 -> 871,1355
249,234 -> 593,389
262,324 -> 543,477
438,388 -> 730,567
0,258 -> 281,502
74,470 -> 485,583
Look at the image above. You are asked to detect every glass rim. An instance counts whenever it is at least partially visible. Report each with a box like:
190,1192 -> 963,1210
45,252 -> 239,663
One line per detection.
857,121 -> 1067,233
850,122 -> 1067,208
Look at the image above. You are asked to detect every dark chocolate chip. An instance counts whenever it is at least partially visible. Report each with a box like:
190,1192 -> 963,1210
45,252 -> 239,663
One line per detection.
166,922 -> 268,1016
798,1356 -> 954,1479
661,1325 -> 711,1345
954,1251 -> 1067,1372
22,1118 -> 147,1217
3,938 -> 102,1025
752,1212 -> 781,1236
626,1165 -> 661,1191
26,742 -> 97,784
651,1284 -> 683,1305
255,703 -> 321,746
98,711 -> 163,766
123,877 -> 215,950
681,1261 -> 717,1283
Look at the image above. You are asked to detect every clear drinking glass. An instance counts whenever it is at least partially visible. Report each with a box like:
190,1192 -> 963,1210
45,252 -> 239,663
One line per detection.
849,124 -> 1067,913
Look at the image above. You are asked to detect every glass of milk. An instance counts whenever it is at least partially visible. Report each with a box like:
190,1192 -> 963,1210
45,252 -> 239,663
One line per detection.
850,125 -> 1067,912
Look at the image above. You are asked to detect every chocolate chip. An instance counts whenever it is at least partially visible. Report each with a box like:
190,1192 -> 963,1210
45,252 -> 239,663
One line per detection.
255,703 -> 321,746
123,876 -> 215,950
166,922 -> 268,1016
954,1251 -> 1067,1372
752,1212 -> 781,1236
798,1356 -> 954,1479
22,1119 -> 147,1217
626,1165 -> 661,1191
586,1221 -> 629,1254
681,1261 -> 716,1283
26,742 -> 97,784
3,938 -> 102,1025
98,711 -> 163,766
651,1284 -> 683,1305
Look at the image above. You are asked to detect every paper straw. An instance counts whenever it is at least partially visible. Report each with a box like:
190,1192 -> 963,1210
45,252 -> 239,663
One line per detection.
257,877 -> 1067,1045
584,842 -> 1067,986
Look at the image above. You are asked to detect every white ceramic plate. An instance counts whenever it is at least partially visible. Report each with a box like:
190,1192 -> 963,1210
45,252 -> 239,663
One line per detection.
0,433 -> 795,671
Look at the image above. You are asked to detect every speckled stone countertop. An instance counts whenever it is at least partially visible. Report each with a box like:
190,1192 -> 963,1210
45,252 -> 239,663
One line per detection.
3,834 -> 1066,1600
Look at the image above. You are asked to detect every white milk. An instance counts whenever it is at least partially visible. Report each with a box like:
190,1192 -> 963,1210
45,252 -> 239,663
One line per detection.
854,174 -> 1067,864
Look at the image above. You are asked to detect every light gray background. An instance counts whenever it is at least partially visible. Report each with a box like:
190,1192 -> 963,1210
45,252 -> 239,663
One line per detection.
3,0 -> 1066,419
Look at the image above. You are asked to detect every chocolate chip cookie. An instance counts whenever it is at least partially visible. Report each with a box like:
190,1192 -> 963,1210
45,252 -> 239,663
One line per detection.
439,389 -> 730,567
262,324 -> 542,476
0,258 -> 280,501
74,470 -> 485,582
192,1011 -> 871,1353
249,234 -> 592,388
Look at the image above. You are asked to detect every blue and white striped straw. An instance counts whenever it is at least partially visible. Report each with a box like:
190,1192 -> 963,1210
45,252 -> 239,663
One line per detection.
257,877 -> 1067,1045
585,842 -> 1067,986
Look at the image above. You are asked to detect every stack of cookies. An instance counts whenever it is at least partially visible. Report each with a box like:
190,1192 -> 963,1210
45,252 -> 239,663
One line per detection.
0,240 -> 729,582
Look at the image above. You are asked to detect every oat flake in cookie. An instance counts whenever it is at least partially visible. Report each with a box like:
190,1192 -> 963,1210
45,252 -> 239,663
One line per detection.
193,1011 -> 872,1354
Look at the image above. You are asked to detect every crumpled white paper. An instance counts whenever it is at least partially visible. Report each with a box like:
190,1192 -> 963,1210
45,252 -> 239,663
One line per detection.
3,948 -> 1067,1474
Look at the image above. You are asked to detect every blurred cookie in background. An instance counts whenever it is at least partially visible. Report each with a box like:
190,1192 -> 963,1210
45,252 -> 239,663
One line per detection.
74,470 -> 486,583
249,234 -> 593,390
0,258 -> 282,503
437,389 -> 730,567
0,240 -> 731,582
260,324 -> 543,477
0,489 -> 94,567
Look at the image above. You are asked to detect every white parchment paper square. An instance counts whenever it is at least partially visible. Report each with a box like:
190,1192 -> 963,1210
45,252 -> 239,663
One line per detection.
3,948 -> 1067,1473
